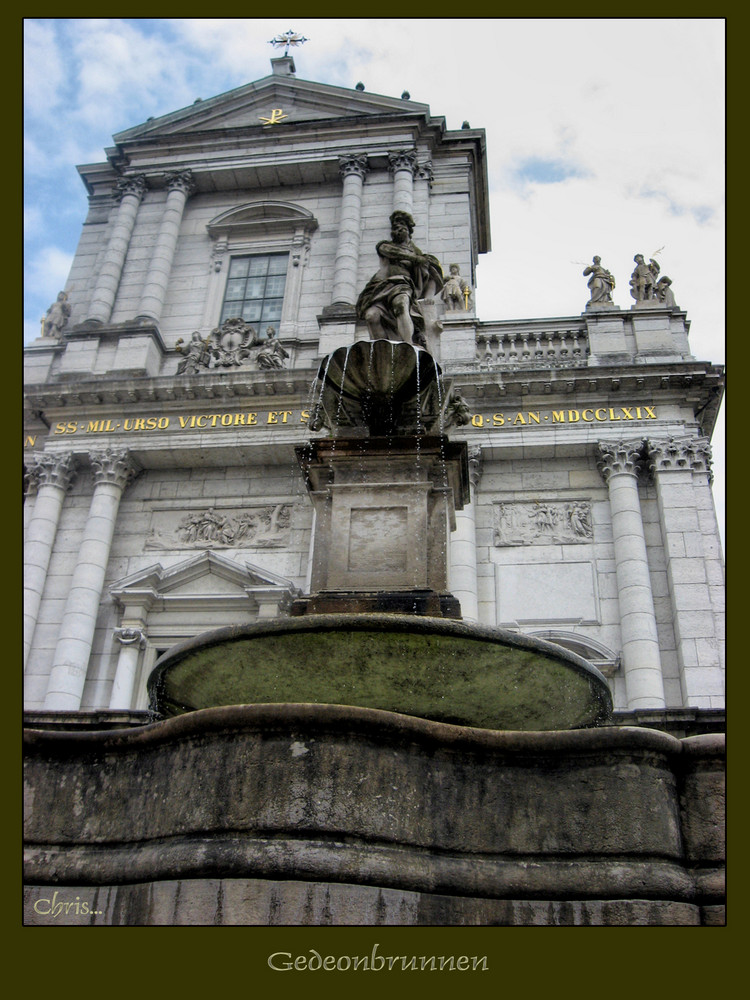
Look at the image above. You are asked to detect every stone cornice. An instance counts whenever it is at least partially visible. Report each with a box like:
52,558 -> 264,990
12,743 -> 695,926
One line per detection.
24,367 -> 317,410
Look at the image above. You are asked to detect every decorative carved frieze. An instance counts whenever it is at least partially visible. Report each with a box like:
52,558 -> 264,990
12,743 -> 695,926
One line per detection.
596,440 -> 648,482
114,627 -> 146,649
338,153 -> 369,180
648,436 -> 713,481
387,149 -> 419,176
90,448 -> 139,490
25,452 -> 77,495
145,504 -> 293,550
493,500 -> 593,547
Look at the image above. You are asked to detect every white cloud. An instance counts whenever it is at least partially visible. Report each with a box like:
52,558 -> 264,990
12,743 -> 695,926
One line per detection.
26,246 -> 75,306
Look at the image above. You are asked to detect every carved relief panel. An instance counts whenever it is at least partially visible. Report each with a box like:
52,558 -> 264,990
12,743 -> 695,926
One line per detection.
145,503 -> 292,550
494,500 -> 593,547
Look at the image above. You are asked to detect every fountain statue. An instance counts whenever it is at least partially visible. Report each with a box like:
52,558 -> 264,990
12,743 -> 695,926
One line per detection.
149,216 -> 613,732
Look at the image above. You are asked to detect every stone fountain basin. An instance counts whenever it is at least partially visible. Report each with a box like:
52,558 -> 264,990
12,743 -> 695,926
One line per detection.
148,615 -> 613,731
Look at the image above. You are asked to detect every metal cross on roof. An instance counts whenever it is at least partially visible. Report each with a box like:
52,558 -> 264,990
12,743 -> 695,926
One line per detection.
268,30 -> 309,57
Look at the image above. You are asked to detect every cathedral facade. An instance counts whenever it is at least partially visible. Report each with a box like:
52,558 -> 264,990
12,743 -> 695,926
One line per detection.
24,55 -> 724,729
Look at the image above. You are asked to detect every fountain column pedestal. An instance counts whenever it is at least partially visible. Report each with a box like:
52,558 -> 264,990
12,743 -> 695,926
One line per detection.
292,436 -> 470,618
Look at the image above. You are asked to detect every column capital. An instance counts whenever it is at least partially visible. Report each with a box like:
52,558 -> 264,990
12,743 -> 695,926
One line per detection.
647,436 -> 713,481
416,159 -> 434,183
338,153 -> 369,180
114,174 -> 147,201
114,626 -> 147,649
596,439 -> 648,482
25,452 -> 76,495
388,149 -> 419,176
89,448 -> 140,490
165,169 -> 196,197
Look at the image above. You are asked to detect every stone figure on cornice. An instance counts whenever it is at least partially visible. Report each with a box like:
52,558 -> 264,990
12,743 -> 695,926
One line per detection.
256,327 -> 289,370
583,256 -> 615,306
176,331 -> 212,374
655,275 -> 677,308
356,210 -> 444,348
441,264 -> 472,311
629,254 -> 660,301
41,291 -> 71,339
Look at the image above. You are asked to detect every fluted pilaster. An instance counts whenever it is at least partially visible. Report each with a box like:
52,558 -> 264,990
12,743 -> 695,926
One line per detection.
647,436 -> 724,708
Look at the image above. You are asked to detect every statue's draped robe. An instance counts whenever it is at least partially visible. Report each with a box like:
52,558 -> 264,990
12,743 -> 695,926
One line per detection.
356,239 -> 444,339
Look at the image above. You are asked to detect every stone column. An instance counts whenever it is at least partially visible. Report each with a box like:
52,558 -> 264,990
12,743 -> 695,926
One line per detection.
44,449 -> 138,710
136,170 -> 195,323
388,150 -> 419,215
329,154 -> 369,308
450,445 -> 482,622
597,440 -> 665,709
85,175 -> 147,325
109,627 -> 147,710
648,437 -> 724,707
24,453 -> 77,668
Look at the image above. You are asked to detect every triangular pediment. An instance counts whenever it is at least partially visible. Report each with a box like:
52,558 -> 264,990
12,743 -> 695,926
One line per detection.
113,73 -> 429,142
110,551 -> 296,601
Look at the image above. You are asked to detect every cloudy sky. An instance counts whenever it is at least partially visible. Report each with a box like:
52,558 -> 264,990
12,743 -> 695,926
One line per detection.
23,18 -> 725,541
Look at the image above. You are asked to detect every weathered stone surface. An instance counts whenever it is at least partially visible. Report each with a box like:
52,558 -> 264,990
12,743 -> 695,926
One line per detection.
24,704 -> 724,925
23,879 -> 702,926
145,614 -> 613,729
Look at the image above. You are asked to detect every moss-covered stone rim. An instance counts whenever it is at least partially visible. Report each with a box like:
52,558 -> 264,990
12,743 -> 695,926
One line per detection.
147,613 -> 612,708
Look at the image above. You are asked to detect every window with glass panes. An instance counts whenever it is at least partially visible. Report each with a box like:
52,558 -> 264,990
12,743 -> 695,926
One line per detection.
219,254 -> 288,334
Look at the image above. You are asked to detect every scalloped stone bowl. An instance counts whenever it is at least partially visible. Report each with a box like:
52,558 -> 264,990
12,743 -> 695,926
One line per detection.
312,340 -> 444,435
148,614 -> 613,731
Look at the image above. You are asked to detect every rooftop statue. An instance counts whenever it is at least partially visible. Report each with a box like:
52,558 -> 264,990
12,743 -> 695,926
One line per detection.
41,291 -> 71,339
629,254 -> 660,301
655,275 -> 677,308
583,256 -> 615,306
356,211 -> 444,349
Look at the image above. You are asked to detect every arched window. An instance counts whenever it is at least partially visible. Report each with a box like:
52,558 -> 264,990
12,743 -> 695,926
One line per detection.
527,629 -> 620,678
200,201 -> 319,337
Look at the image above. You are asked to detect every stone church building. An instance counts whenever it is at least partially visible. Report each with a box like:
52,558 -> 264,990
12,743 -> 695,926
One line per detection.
24,54 -> 724,728
23,52 -> 726,926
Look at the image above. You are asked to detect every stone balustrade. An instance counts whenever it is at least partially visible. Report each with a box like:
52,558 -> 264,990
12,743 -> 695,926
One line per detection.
476,325 -> 589,368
